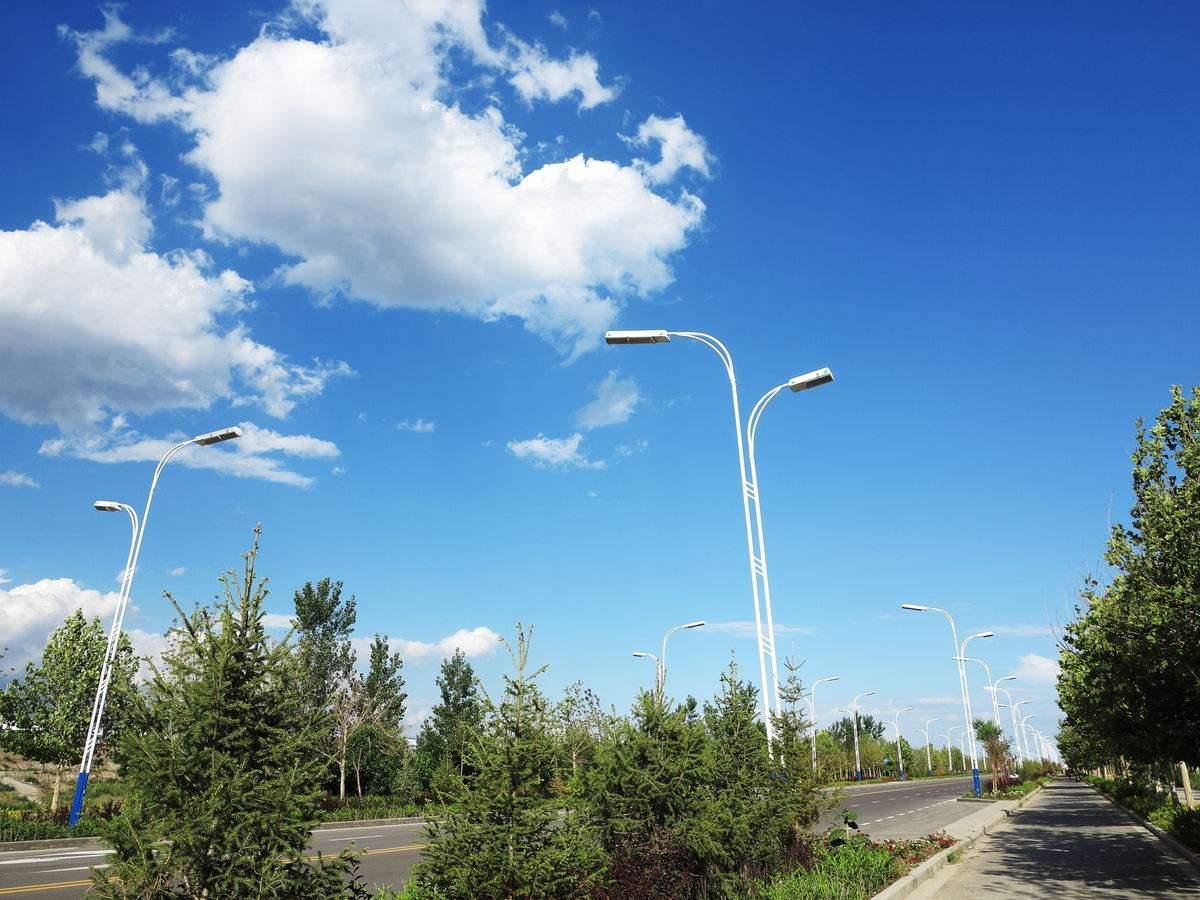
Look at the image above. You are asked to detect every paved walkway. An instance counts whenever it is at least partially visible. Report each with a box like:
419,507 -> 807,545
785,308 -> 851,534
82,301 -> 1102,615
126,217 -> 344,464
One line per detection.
913,779 -> 1200,898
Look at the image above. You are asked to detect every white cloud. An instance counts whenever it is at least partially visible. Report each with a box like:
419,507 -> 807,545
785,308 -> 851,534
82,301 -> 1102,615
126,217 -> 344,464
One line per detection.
63,3 -> 705,359
507,433 -> 605,469
39,421 -> 339,488
331,465 -> 346,476
0,184 -> 350,430
351,626 -> 501,666
262,613 -> 295,629
547,11 -> 567,29
0,471 -> 39,488
168,566 -> 188,577
614,438 -> 649,458
575,370 -> 640,429
126,627 -> 173,680
1014,653 -> 1061,685
704,621 -> 816,639
989,624 -> 1054,638
915,696 -> 962,706
0,569 -> 11,585
397,418 -> 436,434
0,578 -> 122,670
628,114 -> 713,185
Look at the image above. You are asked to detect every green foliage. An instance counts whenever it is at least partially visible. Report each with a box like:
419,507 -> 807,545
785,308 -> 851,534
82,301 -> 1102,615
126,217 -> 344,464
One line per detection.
413,650 -> 483,794
1089,775 -> 1200,853
1059,386 -> 1200,769
364,635 -> 407,730
292,577 -> 358,716
758,832 -> 952,900
0,610 -> 138,809
407,625 -> 606,899
972,719 -> 1012,793
90,527 -> 366,899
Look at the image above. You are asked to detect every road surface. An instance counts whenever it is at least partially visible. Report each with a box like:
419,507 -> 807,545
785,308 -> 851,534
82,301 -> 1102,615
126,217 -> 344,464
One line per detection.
817,776 -> 978,839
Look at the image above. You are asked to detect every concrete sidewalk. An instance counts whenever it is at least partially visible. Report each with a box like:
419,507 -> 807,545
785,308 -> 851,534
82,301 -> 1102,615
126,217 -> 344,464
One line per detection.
911,779 -> 1200,898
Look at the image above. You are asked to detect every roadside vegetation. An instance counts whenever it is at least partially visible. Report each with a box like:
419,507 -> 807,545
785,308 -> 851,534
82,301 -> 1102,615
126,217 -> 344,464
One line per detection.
1087,775 -> 1200,854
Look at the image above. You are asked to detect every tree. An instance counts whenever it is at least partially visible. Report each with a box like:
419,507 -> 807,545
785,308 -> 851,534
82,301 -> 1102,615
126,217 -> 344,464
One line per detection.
0,610 -> 137,809
347,636 -> 408,797
554,681 -> 609,784
363,635 -> 406,730
973,719 -> 1011,792
1058,386 -> 1200,768
90,527 -> 365,899
414,649 -> 483,793
292,578 -> 357,716
408,626 -> 606,899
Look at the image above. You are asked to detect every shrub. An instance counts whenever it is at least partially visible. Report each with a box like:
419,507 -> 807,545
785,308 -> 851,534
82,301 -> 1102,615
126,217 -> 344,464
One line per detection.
1168,808 -> 1200,853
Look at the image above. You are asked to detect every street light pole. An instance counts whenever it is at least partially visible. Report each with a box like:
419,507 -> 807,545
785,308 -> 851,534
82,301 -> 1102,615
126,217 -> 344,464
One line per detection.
941,732 -> 956,771
659,620 -> 705,697
807,675 -> 840,771
957,655 -> 1002,725
920,717 -> 943,776
631,651 -> 661,696
986,676 -> 1020,764
948,724 -> 966,773
1013,703 -> 1032,762
849,690 -> 876,781
901,603 -> 993,796
607,329 -> 834,745
1019,713 -> 1037,762
69,426 -> 243,826
887,706 -> 915,779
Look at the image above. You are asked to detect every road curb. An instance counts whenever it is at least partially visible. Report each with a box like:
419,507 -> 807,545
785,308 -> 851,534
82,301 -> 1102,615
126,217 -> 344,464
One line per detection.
1086,784 -> 1200,876
0,817 -> 429,854
870,782 -> 1045,900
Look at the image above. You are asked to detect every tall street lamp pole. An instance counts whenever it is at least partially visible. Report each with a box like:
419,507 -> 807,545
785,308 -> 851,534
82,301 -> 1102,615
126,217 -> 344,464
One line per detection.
986,676 -> 1020,764
941,732 -> 956,772
660,620 -> 705,697
887,706 -> 914,779
957,655 -> 1002,725
807,675 -> 839,771
69,426 -> 243,826
849,690 -> 876,781
1019,713 -> 1037,761
1012,702 -> 1032,761
920,717 -> 943,776
901,603 -> 992,796
631,651 -> 661,697
948,724 -> 966,773
607,329 -> 834,745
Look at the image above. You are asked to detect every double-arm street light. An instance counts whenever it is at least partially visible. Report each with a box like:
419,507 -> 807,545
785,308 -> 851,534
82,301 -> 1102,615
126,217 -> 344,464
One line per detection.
69,426 -> 242,827
918,717 -> 943,776
947,724 -> 966,773
957,655 -> 1002,725
1019,713 -> 1038,761
901,603 -> 992,796
941,732 -> 956,771
635,620 -> 705,697
1012,701 -> 1032,762
985,676 -> 1021,764
887,707 -> 915,779
845,690 -> 876,781
607,329 -> 834,746
805,675 -> 840,771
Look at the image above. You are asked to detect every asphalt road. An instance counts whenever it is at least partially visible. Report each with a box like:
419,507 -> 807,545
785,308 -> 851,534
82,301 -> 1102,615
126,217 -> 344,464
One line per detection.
0,821 -> 428,898
0,778 -> 980,896
816,776 -> 978,839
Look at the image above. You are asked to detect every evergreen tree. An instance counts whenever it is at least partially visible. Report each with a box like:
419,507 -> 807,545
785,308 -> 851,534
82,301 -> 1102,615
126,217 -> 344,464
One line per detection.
90,528 -> 365,899
414,649 -> 483,793
292,577 -> 357,715
0,610 -> 137,809
408,626 -> 606,899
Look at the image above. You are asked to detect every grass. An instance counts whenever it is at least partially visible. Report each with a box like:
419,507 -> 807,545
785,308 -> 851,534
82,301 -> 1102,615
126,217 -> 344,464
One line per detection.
760,833 -> 955,899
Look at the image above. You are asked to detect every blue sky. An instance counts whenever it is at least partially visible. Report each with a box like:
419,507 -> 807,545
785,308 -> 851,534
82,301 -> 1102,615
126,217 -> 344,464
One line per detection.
1,1 -> 1197,747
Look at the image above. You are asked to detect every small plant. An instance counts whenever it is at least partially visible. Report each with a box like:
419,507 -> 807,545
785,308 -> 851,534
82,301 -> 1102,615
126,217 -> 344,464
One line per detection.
948,848 -> 963,864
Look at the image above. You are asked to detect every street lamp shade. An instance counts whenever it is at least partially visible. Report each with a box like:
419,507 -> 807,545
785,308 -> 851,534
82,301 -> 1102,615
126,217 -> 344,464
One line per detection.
93,500 -> 123,512
605,330 -> 671,345
897,706 -> 915,713
631,652 -> 653,659
683,620 -> 706,629
788,367 -> 834,392
998,675 -> 1016,683
193,426 -> 243,445
900,604 -> 928,611
973,631 -> 995,640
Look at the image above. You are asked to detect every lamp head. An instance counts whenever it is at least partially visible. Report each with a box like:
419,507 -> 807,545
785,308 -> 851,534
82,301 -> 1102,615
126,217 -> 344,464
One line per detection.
194,426 -> 243,446
632,651 -> 654,660
605,330 -> 670,345
898,706 -> 914,713
93,500 -> 122,512
998,675 -> 1016,683
900,603 -> 928,612
683,620 -> 705,629
788,367 -> 834,392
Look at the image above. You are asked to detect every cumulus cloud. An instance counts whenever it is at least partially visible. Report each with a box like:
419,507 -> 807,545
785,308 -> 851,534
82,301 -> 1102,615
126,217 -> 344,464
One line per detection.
575,370 -> 639,429
39,421 -> 340,488
397,418 -> 436,434
0,185 -> 350,430
1014,653 -> 1061,685
62,2 -> 706,358
628,114 -> 713,185
507,433 -> 605,469
0,471 -> 39,488
262,613 -> 295,629
547,11 -> 567,29
0,577 -> 122,670
168,566 -> 188,577
352,626 -> 501,665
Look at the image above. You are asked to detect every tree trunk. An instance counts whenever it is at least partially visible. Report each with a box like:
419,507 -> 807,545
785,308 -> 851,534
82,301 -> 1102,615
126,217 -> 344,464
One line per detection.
1181,762 -> 1195,808
49,768 -> 63,811
338,756 -> 346,801
355,763 -> 362,798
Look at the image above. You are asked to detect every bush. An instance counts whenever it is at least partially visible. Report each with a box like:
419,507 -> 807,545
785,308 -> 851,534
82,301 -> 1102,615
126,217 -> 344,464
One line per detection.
0,806 -> 117,842
1168,808 -> 1200,852
320,796 -> 421,822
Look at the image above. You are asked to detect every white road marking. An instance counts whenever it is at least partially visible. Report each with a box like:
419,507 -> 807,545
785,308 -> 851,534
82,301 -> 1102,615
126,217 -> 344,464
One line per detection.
327,834 -> 381,842
0,851 -> 110,867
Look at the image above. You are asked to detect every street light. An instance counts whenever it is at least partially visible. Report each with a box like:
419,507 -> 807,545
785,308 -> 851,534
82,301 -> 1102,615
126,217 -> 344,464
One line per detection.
919,717 -> 943,776
607,328 -> 835,745
985,676 -> 1022,765
886,707 -> 915,780
941,733 -> 956,772
956,656 -> 1002,726
901,604 -> 991,796
69,425 -> 243,827
849,690 -> 876,781
807,675 -> 840,771
1019,713 -> 1037,762
1012,701 -> 1032,762
659,620 -> 705,697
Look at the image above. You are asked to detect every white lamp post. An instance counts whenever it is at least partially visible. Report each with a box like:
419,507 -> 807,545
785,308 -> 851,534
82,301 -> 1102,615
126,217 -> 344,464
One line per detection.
807,675 -> 840,771
69,426 -> 242,826
919,717 -> 943,776
607,329 -> 834,745
957,655 -> 1002,725
887,706 -> 915,779
986,677 -> 1021,764
631,650 -> 660,696
1012,702 -> 1032,762
1019,713 -> 1037,762
659,620 -> 705,697
849,690 -> 876,781
941,732 -> 956,771
901,603 -> 992,796
948,724 -> 966,774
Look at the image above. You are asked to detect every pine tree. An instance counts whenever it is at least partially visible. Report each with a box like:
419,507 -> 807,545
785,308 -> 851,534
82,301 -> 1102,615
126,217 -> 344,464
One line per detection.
0,610 -> 137,809
90,528 -> 366,899
408,626 -> 606,899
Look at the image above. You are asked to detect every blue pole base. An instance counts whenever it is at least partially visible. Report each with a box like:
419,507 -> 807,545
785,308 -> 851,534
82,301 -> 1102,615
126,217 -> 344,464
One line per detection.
927,768 -> 933,777
856,769 -> 864,781
67,771 -> 89,827
900,769 -> 907,780
972,768 -> 982,797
